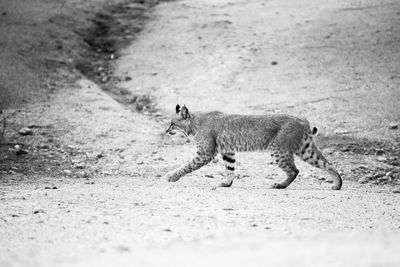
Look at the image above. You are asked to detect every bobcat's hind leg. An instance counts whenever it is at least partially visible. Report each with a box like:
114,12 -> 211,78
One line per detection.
218,152 -> 236,187
270,150 -> 299,189
296,138 -> 342,190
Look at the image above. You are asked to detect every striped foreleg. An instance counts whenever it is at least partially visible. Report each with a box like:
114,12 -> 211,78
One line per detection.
165,151 -> 214,182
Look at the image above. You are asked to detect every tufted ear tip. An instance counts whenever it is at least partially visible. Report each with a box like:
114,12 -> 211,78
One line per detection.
312,127 -> 318,135
175,104 -> 181,114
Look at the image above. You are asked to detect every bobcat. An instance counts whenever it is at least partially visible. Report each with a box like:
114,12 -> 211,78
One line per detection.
164,104 -> 342,190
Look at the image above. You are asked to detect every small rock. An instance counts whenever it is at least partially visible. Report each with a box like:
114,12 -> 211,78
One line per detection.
250,223 -> 258,227
74,163 -> 85,169
44,186 -> 57,189
63,170 -> 72,175
119,88 -> 130,95
33,209 -> 45,214
124,76 -> 132,81
373,171 -> 386,179
376,156 -> 387,162
19,127 -> 32,136
162,228 -> 172,232
392,188 -> 400,194
389,122 -> 398,129
375,149 -> 384,156
14,145 -> 28,156
271,61 -> 278,65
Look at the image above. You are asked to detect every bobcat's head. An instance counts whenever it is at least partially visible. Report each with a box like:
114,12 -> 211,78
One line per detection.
165,104 -> 192,136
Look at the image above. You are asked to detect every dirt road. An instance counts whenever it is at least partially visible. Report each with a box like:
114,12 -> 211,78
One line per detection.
1,0 -> 400,266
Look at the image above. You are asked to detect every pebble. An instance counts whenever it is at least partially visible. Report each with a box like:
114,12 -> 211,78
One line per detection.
74,163 -> 85,169
392,188 -> 400,194
18,127 -> 32,136
376,156 -> 387,162
33,209 -> 45,214
373,171 -> 386,179
14,145 -> 28,156
271,61 -> 278,65
44,186 -> 57,190
389,122 -> 398,129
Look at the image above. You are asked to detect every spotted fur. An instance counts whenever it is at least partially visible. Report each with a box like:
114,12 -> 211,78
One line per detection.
165,104 -> 342,190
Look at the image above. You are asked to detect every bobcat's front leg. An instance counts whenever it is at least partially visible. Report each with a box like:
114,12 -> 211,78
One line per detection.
165,151 -> 214,182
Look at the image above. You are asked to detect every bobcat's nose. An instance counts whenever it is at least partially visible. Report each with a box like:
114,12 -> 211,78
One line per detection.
166,125 -> 175,135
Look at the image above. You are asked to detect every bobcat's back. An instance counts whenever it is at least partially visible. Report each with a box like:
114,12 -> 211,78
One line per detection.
194,112 -> 310,153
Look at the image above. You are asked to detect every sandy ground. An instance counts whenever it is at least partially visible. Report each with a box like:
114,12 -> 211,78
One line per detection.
1,0 -> 400,266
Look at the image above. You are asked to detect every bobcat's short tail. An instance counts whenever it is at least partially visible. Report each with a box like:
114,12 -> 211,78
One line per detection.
310,126 -> 318,136
296,132 -> 342,190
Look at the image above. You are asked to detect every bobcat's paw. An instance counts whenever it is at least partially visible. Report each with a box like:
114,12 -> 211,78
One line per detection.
212,180 -> 233,189
331,184 -> 341,190
218,180 -> 233,188
164,172 -> 180,182
270,182 -> 287,189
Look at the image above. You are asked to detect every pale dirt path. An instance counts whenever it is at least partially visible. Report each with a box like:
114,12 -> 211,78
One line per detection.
113,0 -> 400,266
1,0 -> 400,266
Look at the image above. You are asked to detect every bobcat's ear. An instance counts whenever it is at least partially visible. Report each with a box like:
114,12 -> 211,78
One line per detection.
175,104 -> 181,114
181,105 -> 190,119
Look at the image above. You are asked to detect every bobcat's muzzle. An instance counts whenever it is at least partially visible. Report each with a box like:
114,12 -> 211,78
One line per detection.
165,124 -> 176,135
